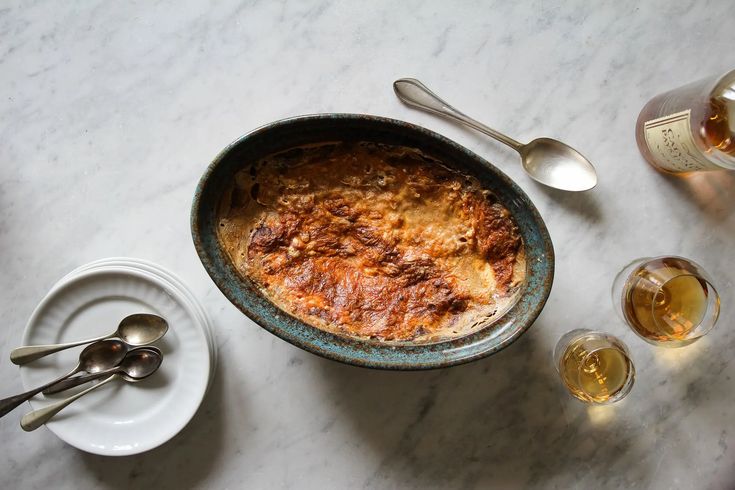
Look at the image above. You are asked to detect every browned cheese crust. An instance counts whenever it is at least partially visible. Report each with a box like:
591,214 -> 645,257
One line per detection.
218,142 -> 525,342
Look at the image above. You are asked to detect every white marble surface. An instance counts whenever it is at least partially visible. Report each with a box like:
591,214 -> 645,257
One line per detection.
1,1 -> 734,488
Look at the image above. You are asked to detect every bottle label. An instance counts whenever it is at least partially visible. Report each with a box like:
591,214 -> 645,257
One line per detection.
643,110 -> 720,172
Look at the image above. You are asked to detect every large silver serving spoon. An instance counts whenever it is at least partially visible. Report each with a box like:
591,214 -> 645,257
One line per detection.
0,339 -> 127,418
10,313 -> 168,365
393,78 -> 598,192
21,347 -> 163,432
42,347 -> 163,395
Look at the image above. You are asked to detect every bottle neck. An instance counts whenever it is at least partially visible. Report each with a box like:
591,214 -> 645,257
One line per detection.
711,70 -> 735,134
711,69 -> 735,98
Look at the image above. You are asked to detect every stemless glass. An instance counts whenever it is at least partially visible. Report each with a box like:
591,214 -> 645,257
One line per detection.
611,256 -> 720,347
554,329 -> 635,404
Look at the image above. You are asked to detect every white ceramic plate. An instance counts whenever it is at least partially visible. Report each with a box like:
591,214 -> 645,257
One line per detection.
53,258 -> 217,378
19,267 -> 211,456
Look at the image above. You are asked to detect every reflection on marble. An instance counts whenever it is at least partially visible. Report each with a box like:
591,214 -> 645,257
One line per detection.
1,0 -> 734,488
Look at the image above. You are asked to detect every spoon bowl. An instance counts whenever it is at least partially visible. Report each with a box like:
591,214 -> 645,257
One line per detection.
117,314 -> 169,346
117,347 -> 163,381
520,138 -> 598,191
77,339 -> 129,373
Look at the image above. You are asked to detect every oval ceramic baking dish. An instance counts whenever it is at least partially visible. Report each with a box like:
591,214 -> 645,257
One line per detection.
191,114 -> 554,369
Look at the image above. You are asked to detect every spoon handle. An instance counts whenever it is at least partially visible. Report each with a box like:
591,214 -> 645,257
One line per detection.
0,367 -> 78,418
393,78 -> 523,151
43,369 -> 118,395
10,333 -> 111,365
20,375 -> 118,431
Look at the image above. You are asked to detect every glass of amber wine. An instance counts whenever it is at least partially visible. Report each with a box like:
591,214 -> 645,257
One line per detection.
612,256 -> 720,347
554,330 -> 635,404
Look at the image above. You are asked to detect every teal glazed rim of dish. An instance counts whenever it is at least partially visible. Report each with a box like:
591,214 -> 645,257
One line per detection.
191,114 -> 554,370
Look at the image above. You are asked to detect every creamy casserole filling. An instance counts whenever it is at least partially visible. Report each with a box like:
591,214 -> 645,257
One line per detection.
218,142 -> 525,342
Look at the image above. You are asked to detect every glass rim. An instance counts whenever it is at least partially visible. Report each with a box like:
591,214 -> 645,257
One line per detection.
614,256 -> 653,323
617,256 -> 721,344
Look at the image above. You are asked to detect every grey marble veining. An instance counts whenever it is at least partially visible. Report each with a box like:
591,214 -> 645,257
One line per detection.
1,1 -> 734,488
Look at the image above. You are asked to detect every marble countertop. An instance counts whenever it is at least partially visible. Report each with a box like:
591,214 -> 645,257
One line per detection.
1,1 -> 734,488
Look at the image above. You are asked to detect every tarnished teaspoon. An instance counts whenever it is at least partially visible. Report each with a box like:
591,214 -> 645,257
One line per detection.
393,78 -> 598,192
10,313 -> 168,365
43,346 -> 163,395
0,339 -> 127,418
21,347 -> 163,432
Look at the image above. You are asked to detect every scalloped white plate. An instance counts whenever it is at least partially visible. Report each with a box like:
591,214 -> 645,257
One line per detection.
18,266 -> 211,456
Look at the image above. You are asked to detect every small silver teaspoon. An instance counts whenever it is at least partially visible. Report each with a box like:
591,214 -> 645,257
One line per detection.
20,346 -> 163,431
0,339 -> 127,418
10,313 -> 168,365
393,78 -> 598,192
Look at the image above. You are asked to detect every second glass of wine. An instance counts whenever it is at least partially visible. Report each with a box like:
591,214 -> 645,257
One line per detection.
554,330 -> 635,404
612,256 -> 720,347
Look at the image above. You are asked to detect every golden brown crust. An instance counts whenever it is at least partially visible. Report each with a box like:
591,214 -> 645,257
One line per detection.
218,142 -> 524,342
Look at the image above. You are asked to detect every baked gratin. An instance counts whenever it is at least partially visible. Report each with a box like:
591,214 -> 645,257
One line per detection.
217,142 -> 525,343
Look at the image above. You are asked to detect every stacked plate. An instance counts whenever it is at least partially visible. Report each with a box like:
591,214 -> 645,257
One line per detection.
17,258 -> 216,456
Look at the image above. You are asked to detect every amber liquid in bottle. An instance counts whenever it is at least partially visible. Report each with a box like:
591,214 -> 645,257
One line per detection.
635,70 -> 735,173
